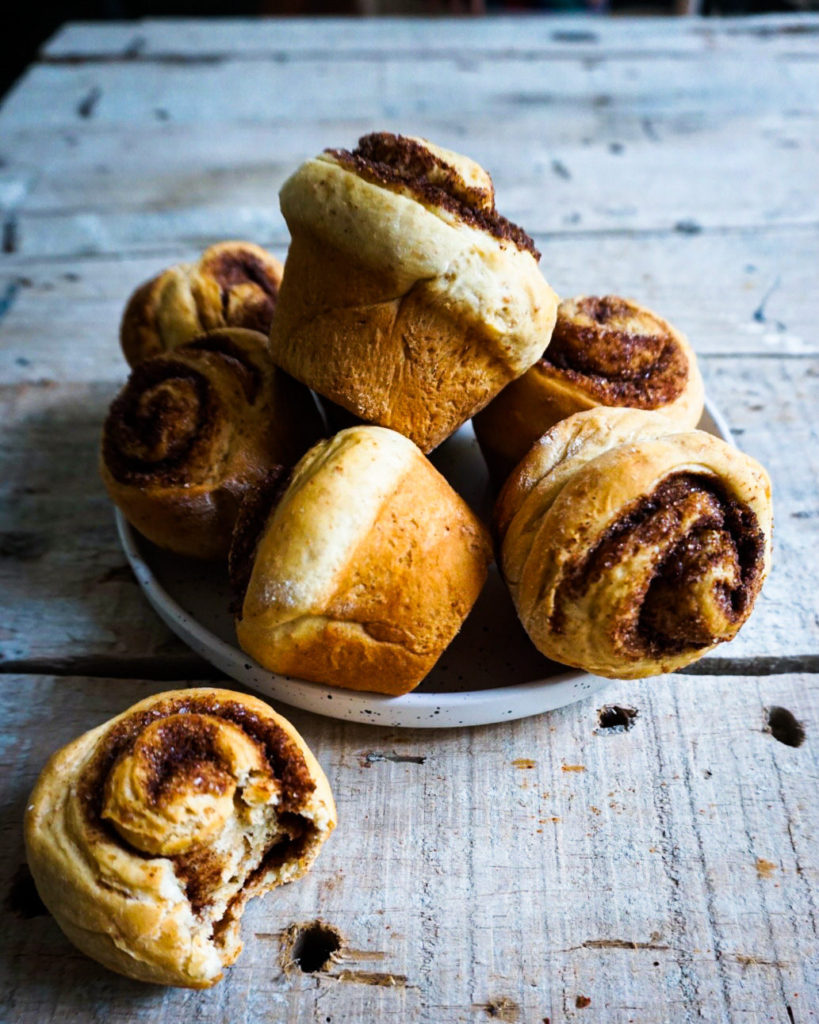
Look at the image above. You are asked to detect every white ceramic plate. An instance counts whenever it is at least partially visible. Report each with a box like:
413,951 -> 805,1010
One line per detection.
117,399 -> 732,729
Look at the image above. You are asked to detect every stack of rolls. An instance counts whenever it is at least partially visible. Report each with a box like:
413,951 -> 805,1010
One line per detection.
100,131 -> 772,691
28,127 -> 774,990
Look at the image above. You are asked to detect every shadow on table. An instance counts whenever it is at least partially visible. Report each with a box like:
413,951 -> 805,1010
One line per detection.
1,382 -> 189,666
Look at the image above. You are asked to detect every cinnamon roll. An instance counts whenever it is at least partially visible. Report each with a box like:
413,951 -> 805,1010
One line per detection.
24,688 -> 336,988
101,328 -> 323,559
496,408 -> 772,678
268,132 -> 559,453
230,425 -> 493,695
121,241 -> 283,367
474,295 -> 704,482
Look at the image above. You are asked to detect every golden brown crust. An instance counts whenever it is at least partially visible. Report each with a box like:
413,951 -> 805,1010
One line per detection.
474,295 -> 704,483
121,242 -> 283,367
268,133 -> 558,453
233,426 -> 493,695
24,688 -> 336,988
100,328 -> 323,559
495,408 -> 772,679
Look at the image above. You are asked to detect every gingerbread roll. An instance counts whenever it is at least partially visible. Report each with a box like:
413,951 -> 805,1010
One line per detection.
474,295 -> 704,482
268,132 -> 558,453
24,688 -> 336,988
101,328 -> 323,559
496,408 -> 772,679
121,241 -> 283,367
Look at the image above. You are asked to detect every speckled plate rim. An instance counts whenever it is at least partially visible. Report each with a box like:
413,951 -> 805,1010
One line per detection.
116,397 -> 732,729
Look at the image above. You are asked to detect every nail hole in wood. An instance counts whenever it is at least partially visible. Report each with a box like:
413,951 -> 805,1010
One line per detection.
482,997 -> 519,1021
596,705 -> 638,733
765,706 -> 805,748
290,921 -> 342,973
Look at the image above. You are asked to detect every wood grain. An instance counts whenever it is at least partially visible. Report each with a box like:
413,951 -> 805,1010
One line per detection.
1,671 -> 816,1022
1,89 -> 815,255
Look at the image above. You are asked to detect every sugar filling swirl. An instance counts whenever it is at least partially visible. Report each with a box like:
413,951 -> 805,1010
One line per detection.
551,471 -> 766,658
328,131 -> 540,258
103,335 -> 264,487
542,296 -> 689,407
78,694 -> 318,920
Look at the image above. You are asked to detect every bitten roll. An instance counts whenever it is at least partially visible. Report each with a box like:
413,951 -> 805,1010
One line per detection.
101,328 -> 323,559
25,688 -> 336,988
268,132 -> 559,453
230,425 -> 493,694
495,408 -> 772,678
474,295 -> 704,482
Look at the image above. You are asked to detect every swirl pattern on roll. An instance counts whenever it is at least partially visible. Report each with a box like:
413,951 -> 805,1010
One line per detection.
24,689 -> 336,988
495,408 -> 772,678
474,295 -> 704,483
100,328 -> 324,559
121,241 -> 284,367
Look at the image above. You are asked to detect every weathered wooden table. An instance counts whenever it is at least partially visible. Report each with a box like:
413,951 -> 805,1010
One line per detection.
1,13 -> 817,1022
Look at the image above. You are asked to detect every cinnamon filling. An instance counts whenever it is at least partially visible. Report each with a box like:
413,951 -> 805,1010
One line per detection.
206,249 -> 279,335
185,332 -> 264,403
328,132 -> 539,259
551,473 -> 765,657
228,468 -> 292,617
102,358 -> 218,486
80,695 -> 314,828
79,696 -> 318,918
541,296 -> 688,407
136,717 -> 233,803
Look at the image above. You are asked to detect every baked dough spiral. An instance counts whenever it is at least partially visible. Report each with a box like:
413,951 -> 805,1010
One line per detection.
496,408 -> 772,678
231,425 -> 493,695
121,241 -> 284,367
24,688 -> 336,988
474,295 -> 704,482
268,132 -> 558,453
101,328 -> 323,559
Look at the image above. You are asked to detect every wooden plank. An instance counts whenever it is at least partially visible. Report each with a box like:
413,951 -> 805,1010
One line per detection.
0,356 -> 815,666
3,51 -> 816,137
1,671 -> 816,1021
1,226 -> 816,389
1,113 -> 816,257
41,14 -> 819,60
9,115 -> 814,215
0,381 -> 181,664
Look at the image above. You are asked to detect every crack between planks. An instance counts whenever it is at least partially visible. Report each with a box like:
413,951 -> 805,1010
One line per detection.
2,217 -> 18,254
2,653 -> 817,681
37,46 -> 819,67
680,655 -> 819,676
0,653 -> 221,680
